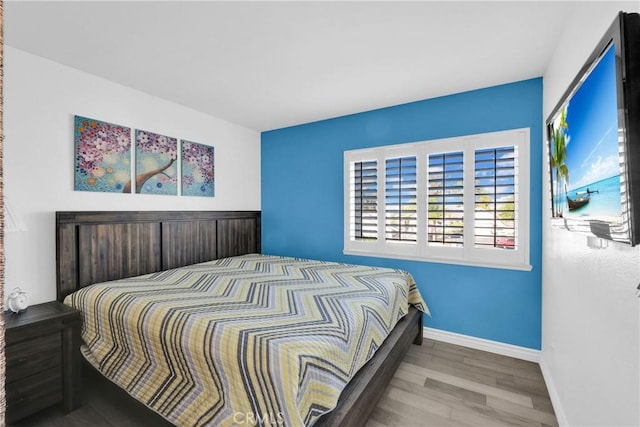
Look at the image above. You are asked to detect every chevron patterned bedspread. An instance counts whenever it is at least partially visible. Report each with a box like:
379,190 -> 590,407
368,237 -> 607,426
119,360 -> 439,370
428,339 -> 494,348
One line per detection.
64,254 -> 427,426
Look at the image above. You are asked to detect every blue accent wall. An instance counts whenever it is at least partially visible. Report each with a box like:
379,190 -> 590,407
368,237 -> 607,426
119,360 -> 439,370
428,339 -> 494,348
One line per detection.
261,78 -> 543,350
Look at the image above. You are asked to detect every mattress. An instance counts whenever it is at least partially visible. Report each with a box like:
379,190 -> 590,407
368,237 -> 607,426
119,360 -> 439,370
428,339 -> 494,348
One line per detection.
64,254 -> 427,426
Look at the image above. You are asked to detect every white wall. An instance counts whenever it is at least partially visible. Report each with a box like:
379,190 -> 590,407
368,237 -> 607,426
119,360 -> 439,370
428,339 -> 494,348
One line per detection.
4,47 -> 261,305
542,2 -> 640,426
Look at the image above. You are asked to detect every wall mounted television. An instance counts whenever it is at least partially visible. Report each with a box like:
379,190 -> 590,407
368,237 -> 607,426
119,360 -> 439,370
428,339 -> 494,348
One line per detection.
547,11 -> 640,245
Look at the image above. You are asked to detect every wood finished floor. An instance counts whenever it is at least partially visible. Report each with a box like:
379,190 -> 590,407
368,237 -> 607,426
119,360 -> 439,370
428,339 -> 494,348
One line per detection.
10,340 -> 557,427
366,340 -> 557,427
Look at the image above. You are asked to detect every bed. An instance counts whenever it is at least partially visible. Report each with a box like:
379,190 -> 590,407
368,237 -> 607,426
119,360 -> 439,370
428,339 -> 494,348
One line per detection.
56,211 -> 426,426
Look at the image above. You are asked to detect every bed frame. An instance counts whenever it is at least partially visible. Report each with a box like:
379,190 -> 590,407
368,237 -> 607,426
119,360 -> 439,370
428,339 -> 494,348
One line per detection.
55,210 -> 422,426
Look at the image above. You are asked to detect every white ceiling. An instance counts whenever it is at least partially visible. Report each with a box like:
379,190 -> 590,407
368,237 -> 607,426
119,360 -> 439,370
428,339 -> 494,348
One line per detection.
5,1 -> 575,131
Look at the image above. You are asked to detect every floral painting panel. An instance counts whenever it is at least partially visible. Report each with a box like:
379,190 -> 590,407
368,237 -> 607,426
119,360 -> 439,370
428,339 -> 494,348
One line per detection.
135,130 -> 178,195
74,115 -> 131,193
181,141 -> 214,197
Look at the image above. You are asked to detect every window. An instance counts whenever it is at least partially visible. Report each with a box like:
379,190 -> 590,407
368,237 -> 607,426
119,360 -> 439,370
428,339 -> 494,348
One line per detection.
428,151 -> 464,247
344,128 -> 531,271
474,147 -> 516,250
385,156 -> 417,242
352,160 -> 378,241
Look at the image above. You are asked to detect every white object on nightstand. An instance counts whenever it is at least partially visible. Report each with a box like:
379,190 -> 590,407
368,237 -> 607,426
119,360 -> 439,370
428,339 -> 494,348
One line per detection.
7,287 -> 29,313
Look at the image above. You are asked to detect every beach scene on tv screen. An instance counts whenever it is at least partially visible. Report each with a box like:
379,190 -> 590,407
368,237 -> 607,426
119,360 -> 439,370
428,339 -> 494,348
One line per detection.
550,43 -> 622,221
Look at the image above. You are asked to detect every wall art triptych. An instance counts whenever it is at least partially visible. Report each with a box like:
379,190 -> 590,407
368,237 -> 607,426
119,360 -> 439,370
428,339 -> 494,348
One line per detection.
73,115 -> 215,197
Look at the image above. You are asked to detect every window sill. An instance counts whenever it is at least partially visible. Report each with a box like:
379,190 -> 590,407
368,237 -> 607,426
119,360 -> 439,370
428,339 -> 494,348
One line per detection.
343,249 -> 533,272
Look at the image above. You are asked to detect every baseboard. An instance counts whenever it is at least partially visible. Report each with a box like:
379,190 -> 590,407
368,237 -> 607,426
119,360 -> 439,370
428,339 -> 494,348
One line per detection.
538,358 -> 568,426
423,327 -> 541,363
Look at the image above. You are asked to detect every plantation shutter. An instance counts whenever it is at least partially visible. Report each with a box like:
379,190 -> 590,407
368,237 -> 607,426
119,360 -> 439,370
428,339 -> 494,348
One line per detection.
385,156 -> 417,242
474,146 -> 517,249
345,128 -> 529,270
427,151 -> 464,247
352,160 -> 378,240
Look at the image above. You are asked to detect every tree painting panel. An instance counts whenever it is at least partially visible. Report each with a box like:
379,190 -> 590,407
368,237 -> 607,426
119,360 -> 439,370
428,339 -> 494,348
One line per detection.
134,130 -> 178,195
181,141 -> 214,197
74,115 -> 131,193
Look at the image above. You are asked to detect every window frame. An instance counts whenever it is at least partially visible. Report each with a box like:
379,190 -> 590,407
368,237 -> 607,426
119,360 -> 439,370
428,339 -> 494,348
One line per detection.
343,128 -> 531,271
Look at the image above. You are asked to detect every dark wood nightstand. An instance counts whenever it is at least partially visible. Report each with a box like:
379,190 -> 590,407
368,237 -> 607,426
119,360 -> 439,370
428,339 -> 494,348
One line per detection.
5,301 -> 82,423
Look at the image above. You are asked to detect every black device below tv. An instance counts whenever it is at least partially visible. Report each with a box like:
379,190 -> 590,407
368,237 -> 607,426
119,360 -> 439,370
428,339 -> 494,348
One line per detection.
547,11 -> 640,245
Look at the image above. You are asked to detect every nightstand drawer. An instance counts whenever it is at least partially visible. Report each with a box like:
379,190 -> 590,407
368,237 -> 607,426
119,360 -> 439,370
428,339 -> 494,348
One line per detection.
6,332 -> 62,383
6,366 -> 63,423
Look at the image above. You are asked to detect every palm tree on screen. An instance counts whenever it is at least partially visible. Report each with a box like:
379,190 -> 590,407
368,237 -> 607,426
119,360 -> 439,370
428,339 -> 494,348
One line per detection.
551,108 -> 569,216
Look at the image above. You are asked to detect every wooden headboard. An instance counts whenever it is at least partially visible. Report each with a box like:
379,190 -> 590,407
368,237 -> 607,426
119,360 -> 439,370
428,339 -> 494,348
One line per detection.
56,211 -> 261,301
